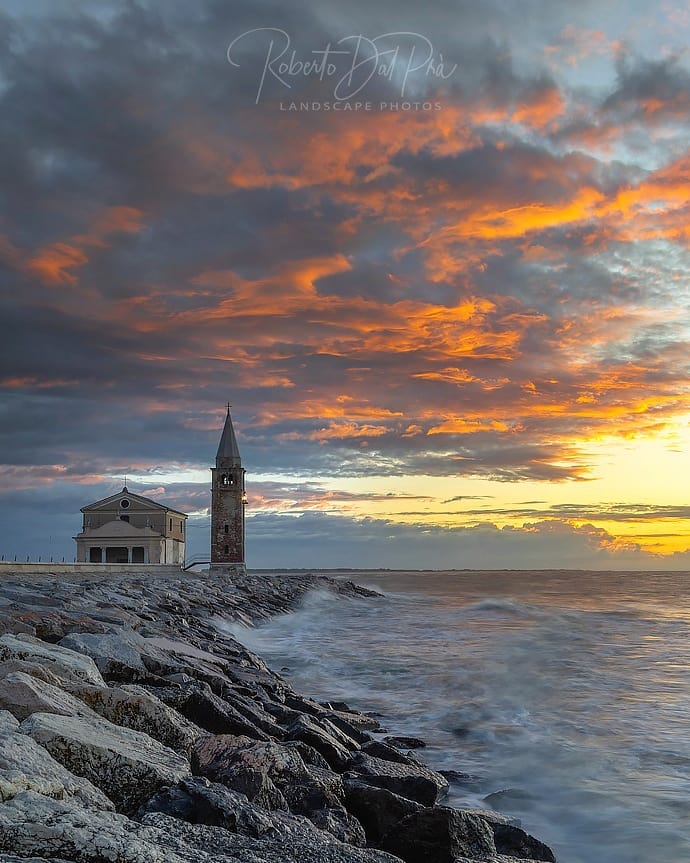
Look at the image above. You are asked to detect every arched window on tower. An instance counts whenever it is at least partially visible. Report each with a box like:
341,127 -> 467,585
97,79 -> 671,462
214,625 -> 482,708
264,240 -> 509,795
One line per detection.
221,475 -> 230,485
224,524 -> 229,534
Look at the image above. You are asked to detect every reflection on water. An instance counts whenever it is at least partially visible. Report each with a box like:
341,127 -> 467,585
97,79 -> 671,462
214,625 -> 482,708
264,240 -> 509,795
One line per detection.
224,570 -> 690,863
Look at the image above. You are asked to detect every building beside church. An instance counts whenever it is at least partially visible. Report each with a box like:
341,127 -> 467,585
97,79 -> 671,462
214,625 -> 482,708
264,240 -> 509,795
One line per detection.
74,487 -> 187,564
210,406 -> 247,573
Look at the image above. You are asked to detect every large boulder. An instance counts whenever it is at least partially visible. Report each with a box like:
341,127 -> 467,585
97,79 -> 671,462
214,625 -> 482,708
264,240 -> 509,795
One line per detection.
0,672 -> 97,722
0,791 -> 402,863
0,791 -> 188,863
286,715 -> 357,770
67,683 -> 203,756
0,635 -> 104,687
491,822 -> 556,862
21,711 -> 190,813
0,716 -> 113,810
380,806 -> 496,862
345,753 -> 448,806
191,736 -> 364,844
148,681 -> 270,740
343,778 -> 422,844
137,776 -> 284,837
59,630 -> 154,683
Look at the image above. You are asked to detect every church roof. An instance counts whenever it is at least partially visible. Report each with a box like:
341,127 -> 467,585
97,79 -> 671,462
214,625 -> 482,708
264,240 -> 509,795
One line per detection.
216,406 -> 242,465
81,486 -> 188,517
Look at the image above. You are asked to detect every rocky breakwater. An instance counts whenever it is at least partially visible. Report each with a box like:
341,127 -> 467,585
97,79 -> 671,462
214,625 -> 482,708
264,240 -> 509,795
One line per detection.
0,568 -> 557,863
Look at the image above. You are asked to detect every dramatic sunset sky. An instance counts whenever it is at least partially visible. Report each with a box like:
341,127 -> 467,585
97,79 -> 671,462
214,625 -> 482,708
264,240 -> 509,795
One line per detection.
2,0 -> 690,569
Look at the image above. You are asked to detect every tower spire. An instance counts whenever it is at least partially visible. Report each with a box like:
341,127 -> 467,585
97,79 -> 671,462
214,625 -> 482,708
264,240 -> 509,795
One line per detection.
216,406 -> 241,465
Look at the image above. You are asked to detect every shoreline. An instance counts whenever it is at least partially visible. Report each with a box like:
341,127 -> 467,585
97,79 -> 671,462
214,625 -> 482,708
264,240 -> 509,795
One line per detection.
0,568 -> 557,862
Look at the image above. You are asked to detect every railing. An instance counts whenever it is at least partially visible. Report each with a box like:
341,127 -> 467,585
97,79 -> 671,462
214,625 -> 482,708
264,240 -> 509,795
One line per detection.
0,555 -> 76,563
182,554 -> 211,571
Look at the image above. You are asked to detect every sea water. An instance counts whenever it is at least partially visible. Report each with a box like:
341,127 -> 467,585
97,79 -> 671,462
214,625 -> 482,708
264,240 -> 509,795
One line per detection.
225,570 -> 690,863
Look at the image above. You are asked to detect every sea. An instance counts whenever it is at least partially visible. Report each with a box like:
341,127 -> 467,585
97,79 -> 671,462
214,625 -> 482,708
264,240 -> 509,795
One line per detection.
225,570 -> 690,863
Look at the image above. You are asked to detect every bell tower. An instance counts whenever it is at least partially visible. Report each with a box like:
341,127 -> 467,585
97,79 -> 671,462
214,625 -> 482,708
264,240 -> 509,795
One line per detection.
210,405 -> 246,573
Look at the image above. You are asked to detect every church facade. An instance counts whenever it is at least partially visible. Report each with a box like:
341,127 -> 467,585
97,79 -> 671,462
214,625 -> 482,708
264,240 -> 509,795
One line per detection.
74,487 -> 187,564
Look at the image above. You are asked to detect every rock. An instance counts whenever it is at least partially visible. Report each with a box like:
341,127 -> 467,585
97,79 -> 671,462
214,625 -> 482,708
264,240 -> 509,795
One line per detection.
137,776 -> 283,837
308,806 -> 367,847
0,659 -> 66,687
0,634 -> 105,686
345,753 -> 448,806
0,712 -> 19,734
59,630 -> 154,682
0,672 -> 97,722
281,740 -> 331,770
491,823 -> 556,862
322,709 -> 381,739
21,711 -> 190,813
380,806 -> 496,863
141,810 -> 401,863
0,720 -> 113,810
383,736 -> 426,750
0,791 -> 188,863
191,735 -> 365,844
360,741 -> 418,766
67,683 -> 203,755
216,686 -> 287,739
344,778 -> 423,844
192,735 -> 297,811
148,681 -> 270,740
286,714 -> 357,770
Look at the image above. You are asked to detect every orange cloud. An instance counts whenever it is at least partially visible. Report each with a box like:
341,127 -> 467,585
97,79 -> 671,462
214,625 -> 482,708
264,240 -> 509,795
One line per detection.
25,206 -> 145,287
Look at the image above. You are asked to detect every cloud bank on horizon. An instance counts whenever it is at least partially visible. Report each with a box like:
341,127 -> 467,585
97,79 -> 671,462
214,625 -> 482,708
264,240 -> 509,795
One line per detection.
1,0 -> 689,568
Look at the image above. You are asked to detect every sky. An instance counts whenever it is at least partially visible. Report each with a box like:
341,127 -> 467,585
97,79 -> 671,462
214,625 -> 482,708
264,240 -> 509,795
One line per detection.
1,0 -> 690,570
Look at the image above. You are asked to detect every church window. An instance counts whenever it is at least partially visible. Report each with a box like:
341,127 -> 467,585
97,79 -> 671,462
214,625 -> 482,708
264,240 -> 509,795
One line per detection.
120,515 -> 130,522
224,524 -> 229,534
224,545 -> 229,555
169,518 -> 173,531
221,475 -> 229,485
120,499 -> 130,509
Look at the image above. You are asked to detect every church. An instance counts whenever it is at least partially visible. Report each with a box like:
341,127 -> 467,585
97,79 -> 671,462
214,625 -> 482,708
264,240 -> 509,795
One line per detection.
74,408 -> 246,570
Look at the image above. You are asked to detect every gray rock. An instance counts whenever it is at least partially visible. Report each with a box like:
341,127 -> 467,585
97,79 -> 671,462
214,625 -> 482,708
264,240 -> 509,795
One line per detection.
150,680 -> 270,740
192,734 -> 308,812
343,778 -> 423,844
0,712 -> 18,734
67,683 -> 203,756
287,714 -> 357,770
383,737 -> 426,750
345,753 -> 448,806
360,741 -> 418,766
491,822 -> 556,862
59,630 -> 152,682
380,806 -> 496,862
191,735 -> 364,844
0,659 -> 66,687
137,776 -> 285,837
321,710 -> 380,742
0,791 -> 190,863
141,810 -> 402,863
21,711 -> 190,813
282,740 -> 331,770
0,634 -> 105,686
0,672 -> 97,722
0,721 -> 113,809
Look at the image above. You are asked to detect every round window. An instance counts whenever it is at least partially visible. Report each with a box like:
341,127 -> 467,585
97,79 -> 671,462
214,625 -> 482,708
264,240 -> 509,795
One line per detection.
120,498 -> 130,509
